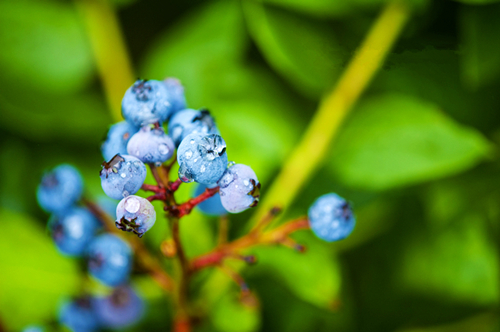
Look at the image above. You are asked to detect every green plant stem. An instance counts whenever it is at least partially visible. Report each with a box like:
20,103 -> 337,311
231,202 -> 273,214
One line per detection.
75,0 -> 134,122
249,0 -> 412,228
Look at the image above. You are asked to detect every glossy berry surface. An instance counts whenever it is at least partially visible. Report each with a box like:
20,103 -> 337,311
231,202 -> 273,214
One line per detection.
59,297 -> 100,332
100,154 -> 147,200
177,133 -> 228,185
116,195 -> 156,237
87,234 -> 132,286
49,207 -> 100,256
308,193 -> 355,242
93,286 -> 144,328
168,108 -> 219,147
37,164 -> 83,214
127,126 -> 175,164
122,79 -> 172,127
218,164 -> 260,213
194,184 -> 227,216
101,121 -> 139,161
163,77 -> 186,117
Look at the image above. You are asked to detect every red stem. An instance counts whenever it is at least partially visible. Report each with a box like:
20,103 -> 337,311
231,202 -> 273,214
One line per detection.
169,178 -> 182,192
147,192 -> 167,202
166,186 -> 219,218
141,184 -> 165,193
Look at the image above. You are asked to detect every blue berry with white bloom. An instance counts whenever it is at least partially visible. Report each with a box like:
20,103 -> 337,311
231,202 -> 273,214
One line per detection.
115,195 -> 156,238
168,109 -> 219,147
87,234 -> 132,287
100,154 -> 147,200
37,164 -> 83,214
308,193 -> 355,242
93,286 -> 144,329
218,164 -> 260,213
49,207 -> 100,256
59,297 -> 100,332
163,77 -> 186,116
127,125 -> 175,164
122,79 -> 172,127
177,133 -> 228,185
101,121 -> 139,161
194,184 -> 227,216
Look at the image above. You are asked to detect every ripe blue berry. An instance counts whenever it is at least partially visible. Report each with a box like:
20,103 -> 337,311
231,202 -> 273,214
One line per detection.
115,195 -> 156,237
218,164 -> 260,213
177,133 -> 228,185
101,121 -> 139,161
163,77 -> 186,116
92,286 -> 144,328
59,297 -> 100,332
308,193 -> 355,242
87,234 -> 132,287
49,207 -> 100,256
100,154 -> 147,200
168,108 -> 219,147
194,184 -> 227,216
37,164 -> 83,214
126,126 -> 175,164
122,79 -> 172,127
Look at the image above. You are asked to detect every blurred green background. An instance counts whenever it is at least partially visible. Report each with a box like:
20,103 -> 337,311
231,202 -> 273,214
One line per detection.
1,0 -> 500,331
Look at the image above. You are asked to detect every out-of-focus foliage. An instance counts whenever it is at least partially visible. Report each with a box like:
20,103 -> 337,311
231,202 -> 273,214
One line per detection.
1,0 -> 500,331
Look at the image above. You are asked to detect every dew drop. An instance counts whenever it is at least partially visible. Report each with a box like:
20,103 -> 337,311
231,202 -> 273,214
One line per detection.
122,190 -> 130,197
190,139 -> 195,144
227,161 -> 236,168
158,143 -> 169,155
124,196 -> 141,214
184,150 -> 193,159
200,165 -> 206,173
120,173 -> 126,178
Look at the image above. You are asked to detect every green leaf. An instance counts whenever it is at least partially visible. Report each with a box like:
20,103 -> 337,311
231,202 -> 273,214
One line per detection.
211,292 -> 261,332
0,0 -> 94,94
243,1 -> 346,98
459,3 -> 500,88
397,213 -> 499,304
454,0 -> 500,4
0,208 -> 80,330
260,0 -> 355,17
251,232 -> 342,308
330,94 -> 492,190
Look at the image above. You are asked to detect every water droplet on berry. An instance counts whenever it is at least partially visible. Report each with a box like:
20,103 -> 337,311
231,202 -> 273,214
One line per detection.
190,139 -> 195,144
227,161 -> 236,168
122,190 -> 130,197
124,197 -> 141,214
185,150 -> 193,159
178,163 -> 194,183
158,144 -> 169,155
121,173 -> 126,178
200,165 -> 206,173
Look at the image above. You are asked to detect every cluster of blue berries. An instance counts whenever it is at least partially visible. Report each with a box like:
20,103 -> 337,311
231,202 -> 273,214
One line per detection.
99,78 -> 261,237
36,165 -> 144,332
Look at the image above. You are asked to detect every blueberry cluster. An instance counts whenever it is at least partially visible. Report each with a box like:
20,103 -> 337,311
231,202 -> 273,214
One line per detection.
36,165 -> 144,331
99,78 -> 261,237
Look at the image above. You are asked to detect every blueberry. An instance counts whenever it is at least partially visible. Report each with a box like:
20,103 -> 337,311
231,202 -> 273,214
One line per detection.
122,79 -> 172,127
218,164 -> 260,213
87,234 -> 132,287
177,133 -> 228,185
115,195 -> 156,238
59,297 -> 100,332
163,77 -> 186,117
37,164 -> 83,214
194,184 -> 227,216
168,108 -> 219,147
92,286 -> 144,329
100,154 -> 147,200
308,193 -> 355,242
48,207 -> 100,257
101,121 -> 139,161
21,326 -> 45,332
126,125 -> 175,164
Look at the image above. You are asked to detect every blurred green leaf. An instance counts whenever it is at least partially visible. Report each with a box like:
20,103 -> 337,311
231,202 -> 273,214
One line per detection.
460,3 -> 500,88
0,209 -> 80,329
397,313 -> 499,332
0,0 -> 94,94
251,232 -> 341,308
211,292 -> 260,332
260,0 -> 354,17
454,0 -> 500,4
398,208 -> 499,304
330,94 -> 492,190
243,1 -> 346,98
